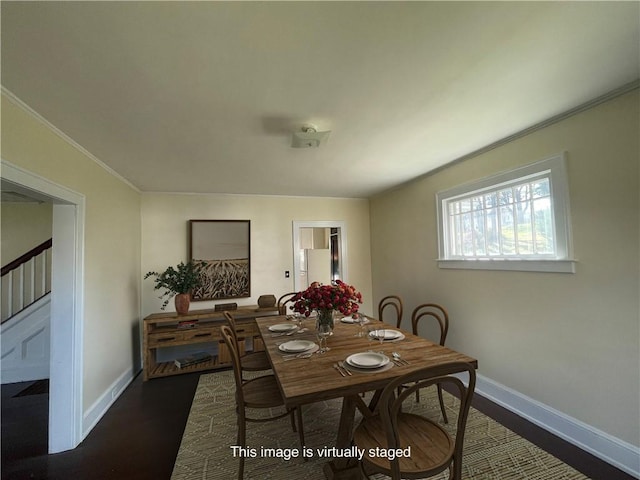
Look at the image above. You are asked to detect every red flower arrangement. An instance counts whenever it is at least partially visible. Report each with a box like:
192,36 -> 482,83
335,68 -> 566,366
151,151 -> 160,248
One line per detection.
291,280 -> 362,317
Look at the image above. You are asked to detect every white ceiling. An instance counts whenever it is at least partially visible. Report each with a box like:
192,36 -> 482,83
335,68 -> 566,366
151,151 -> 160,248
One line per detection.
2,2 -> 638,199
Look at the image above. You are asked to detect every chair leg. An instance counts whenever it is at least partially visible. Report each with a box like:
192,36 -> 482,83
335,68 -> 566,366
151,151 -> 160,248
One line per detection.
452,457 -> 462,480
237,410 -> 246,480
238,452 -> 245,480
296,406 -> 306,460
437,384 -> 448,424
290,409 -> 297,432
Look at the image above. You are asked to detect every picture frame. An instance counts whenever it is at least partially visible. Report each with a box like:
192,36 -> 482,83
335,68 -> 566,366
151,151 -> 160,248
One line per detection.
188,220 -> 251,301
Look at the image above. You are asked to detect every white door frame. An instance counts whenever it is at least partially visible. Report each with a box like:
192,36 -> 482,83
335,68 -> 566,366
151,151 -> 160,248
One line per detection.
292,220 -> 348,292
1,160 -> 85,453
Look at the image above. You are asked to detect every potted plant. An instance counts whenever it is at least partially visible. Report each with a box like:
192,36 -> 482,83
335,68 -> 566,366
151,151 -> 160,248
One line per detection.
144,260 -> 206,314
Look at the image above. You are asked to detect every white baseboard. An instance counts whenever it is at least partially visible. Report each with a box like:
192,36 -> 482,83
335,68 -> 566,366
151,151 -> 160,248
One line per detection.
82,367 -> 135,439
475,373 -> 640,479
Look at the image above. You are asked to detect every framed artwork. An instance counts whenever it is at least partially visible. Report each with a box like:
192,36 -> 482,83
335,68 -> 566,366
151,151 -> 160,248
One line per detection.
189,220 -> 250,301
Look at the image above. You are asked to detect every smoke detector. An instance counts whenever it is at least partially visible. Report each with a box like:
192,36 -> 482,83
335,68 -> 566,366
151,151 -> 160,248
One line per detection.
291,124 -> 331,148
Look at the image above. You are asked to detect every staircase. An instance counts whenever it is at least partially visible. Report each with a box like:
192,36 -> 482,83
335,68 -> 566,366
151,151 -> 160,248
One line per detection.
1,239 -> 52,384
1,238 -> 51,323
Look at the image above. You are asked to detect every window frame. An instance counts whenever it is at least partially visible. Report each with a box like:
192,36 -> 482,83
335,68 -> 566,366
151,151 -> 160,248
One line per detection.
436,153 -> 575,273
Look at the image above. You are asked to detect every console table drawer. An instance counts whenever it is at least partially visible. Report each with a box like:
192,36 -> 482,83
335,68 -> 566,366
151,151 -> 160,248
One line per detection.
148,332 -> 185,346
183,328 -> 219,342
233,323 -> 256,337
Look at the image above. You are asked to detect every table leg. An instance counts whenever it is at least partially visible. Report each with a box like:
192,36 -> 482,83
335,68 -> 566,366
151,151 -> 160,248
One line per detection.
323,395 -> 362,480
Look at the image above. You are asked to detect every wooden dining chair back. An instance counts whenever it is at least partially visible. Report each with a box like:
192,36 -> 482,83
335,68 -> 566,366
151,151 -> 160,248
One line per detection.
353,362 -> 476,480
378,295 -> 403,328
411,303 -> 449,346
220,325 -> 305,479
223,311 -> 271,377
277,292 -> 297,315
410,303 -> 450,421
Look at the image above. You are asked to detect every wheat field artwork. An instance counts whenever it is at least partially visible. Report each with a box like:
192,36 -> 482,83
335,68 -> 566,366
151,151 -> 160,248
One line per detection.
189,219 -> 251,300
193,258 -> 249,300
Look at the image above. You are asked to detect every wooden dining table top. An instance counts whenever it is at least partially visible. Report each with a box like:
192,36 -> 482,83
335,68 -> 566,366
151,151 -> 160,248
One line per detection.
256,315 -> 478,408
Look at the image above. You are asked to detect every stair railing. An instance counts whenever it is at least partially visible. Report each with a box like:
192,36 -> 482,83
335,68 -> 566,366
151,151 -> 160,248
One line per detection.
1,238 -> 52,324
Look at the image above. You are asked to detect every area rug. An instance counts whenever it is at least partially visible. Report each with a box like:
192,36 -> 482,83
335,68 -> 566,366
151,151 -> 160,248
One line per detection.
171,371 -> 589,480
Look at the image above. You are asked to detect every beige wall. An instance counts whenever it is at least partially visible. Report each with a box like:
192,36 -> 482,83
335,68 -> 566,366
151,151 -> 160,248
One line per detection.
141,193 -> 373,317
370,90 -> 640,446
1,202 -> 53,264
1,94 -> 142,412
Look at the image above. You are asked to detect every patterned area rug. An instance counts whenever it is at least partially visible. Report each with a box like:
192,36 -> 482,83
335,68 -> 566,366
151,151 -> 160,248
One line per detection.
171,371 -> 590,480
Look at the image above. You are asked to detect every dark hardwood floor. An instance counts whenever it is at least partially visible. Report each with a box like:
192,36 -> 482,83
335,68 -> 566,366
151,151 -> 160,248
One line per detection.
2,371 -> 634,480
2,372 -> 199,480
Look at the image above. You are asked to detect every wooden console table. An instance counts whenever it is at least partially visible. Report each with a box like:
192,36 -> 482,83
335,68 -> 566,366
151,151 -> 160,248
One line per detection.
142,305 -> 278,381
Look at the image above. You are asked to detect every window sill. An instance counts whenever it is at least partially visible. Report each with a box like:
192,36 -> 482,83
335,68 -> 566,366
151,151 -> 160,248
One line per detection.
437,258 -> 576,273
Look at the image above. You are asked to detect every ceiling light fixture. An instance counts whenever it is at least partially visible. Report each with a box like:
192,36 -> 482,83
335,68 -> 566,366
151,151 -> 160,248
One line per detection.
291,124 -> 330,148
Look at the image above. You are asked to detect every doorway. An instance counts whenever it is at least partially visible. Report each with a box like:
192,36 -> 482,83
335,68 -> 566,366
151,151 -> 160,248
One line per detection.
292,221 -> 348,291
1,161 -> 84,453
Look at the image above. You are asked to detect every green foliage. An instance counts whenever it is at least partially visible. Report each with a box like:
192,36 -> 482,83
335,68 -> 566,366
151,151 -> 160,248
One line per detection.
144,260 -> 206,310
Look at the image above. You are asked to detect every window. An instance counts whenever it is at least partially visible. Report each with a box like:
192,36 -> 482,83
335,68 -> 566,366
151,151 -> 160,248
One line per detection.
436,153 -> 575,273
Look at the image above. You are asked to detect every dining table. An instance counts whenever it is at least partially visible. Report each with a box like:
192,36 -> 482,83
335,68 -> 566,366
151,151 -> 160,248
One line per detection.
255,314 -> 478,480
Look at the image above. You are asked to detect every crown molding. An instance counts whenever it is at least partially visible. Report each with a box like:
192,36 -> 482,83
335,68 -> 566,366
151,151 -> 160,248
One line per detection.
1,87 -> 141,194
442,79 -> 640,170
375,79 -> 640,198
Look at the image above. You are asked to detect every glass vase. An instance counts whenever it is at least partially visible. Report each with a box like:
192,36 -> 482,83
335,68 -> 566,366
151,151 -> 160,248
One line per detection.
315,309 -> 335,335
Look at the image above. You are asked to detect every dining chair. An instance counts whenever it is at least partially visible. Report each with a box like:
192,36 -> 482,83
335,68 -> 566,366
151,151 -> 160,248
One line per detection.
409,303 -> 450,422
223,311 -> 271,378
220,325 -> 305,480
353,362 -> 476,480
277,292 -> 297,315
378,295 -> 403,328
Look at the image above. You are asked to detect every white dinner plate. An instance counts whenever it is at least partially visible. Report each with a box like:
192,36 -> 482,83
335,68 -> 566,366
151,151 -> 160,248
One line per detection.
340,316 -> 370,324
346,352 -> 390,369
369,329 -> 403,340
278,340 -> 316,353
269,324 -> 298,332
